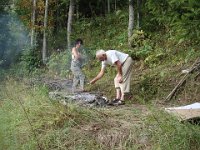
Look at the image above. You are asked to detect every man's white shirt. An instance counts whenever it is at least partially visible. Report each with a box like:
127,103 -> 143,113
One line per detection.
101,50 -> 129,69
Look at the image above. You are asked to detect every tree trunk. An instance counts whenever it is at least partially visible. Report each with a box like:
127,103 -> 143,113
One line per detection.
76,0 -> 79,19
54,0 -> 59,33
67,0 -> 75,50
114,0 -> 117,11
137,0 -> 141,29
128,0 -> 134,46
31,0 -> 36,47
42,0 -> 48,64
107,0 -> 110,14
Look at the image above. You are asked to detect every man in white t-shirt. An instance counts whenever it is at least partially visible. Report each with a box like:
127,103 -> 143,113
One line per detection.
90,49 -> 133,105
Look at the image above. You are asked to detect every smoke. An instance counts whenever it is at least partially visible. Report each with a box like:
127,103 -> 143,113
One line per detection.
0,13 -> 30,68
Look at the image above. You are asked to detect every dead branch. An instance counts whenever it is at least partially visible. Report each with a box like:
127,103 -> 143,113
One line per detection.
165,58 -> 200,102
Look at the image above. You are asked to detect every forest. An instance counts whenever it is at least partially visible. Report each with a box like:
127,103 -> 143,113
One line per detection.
0,0 -> 200,149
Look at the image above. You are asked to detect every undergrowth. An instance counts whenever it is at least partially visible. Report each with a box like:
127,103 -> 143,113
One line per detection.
0,78 -> 104,149
1,78 -> 200,149
144,108 -> 200,150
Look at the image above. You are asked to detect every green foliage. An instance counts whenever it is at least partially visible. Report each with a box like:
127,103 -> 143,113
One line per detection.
48,29 -> 68,51
144,0 -> 200,42
144,48 -> 167,67
19,47 -> 41,75
73,10 -> 129,51
135,41 -> 153,59
125,30 -> 156,63
184,48 -> 196,63
46,50 -> 71,77
129,30 -> 146,48
136,74 -> 159,102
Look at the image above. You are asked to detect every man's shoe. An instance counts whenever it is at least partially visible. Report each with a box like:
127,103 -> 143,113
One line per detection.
114,100 -> 125,106
109,100 -> 125,106
108,98 -> 120,105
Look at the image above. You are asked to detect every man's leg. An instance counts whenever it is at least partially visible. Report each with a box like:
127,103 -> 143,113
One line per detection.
120,91 -> 125,101
113,57 -> 133,105
120,57 -> 133,99
116,88 -> 121,99
114,77 -> 121,99
108,76 -> 124,105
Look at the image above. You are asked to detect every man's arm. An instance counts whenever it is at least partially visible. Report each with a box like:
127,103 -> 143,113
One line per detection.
90,68 -> 105,84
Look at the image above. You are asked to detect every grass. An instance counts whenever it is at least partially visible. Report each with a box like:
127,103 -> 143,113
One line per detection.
0,78 -> 104,149
0,78 -> 200,149
144,108 -> 200,150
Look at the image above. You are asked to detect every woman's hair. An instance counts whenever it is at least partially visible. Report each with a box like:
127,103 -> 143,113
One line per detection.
75,38 -> 83,45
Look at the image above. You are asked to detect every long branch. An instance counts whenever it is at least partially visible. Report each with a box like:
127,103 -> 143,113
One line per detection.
165,58 -> 200,102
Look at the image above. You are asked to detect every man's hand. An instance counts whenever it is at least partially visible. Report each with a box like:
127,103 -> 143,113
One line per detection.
90,79 -> 96,84
116,74 -> 123,83
89,68 -> 105,85
115,60 -> 123,83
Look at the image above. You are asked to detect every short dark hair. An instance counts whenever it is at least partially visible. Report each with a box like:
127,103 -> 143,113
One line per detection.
75,38 -> 83,45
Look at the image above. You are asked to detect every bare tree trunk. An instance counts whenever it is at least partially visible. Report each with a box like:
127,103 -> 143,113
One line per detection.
76,0 -> 79,19
107,0 -> 110,14
42,0 -> 48,64
67,0 -> 75,50
54,0 -> 59,33
137,0 -> 141,29
128,0 -> 134,46
89,2 -> 94,16
31,0 -> 37,47
114,0 -> 117,11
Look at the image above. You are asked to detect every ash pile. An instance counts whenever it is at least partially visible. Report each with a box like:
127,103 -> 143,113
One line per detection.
49,91 -> 109,107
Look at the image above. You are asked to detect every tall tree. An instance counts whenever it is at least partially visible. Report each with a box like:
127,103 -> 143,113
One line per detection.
42,0 -> 48,64
114,0 -> 117,11
67,0 -> 75,50
31,0 -> 37,47
76,0 -> 79,19
137,0 -> 141,29
128,0 -> 134,46
107,0 -> 110,14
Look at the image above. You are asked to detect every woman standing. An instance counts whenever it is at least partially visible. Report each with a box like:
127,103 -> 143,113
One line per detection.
70,38 -> 85,92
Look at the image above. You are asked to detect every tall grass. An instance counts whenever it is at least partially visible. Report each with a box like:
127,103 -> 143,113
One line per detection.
0,78 -> 200,149
0,78 -> 103,149
144,108 -> 200,150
